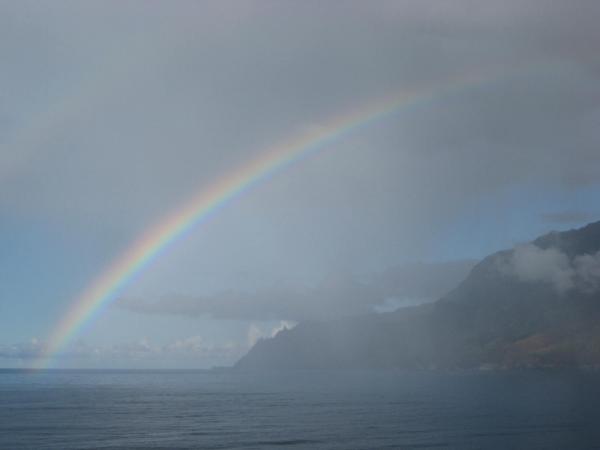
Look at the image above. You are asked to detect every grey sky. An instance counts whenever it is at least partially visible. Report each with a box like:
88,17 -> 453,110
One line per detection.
1,0 -> 599,368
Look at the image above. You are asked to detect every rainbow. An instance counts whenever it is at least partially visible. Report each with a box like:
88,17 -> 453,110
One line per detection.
33,68 -> 508,369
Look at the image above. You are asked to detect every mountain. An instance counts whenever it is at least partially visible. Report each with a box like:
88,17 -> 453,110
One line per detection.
235,221 -> 600,370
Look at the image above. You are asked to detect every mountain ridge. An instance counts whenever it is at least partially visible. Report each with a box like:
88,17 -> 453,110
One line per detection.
236,220 -> 600,370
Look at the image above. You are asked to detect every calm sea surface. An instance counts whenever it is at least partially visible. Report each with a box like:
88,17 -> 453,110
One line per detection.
1,369 -> 599,449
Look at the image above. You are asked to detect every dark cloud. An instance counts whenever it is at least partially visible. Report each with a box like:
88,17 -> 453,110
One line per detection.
541,211 -> 596,225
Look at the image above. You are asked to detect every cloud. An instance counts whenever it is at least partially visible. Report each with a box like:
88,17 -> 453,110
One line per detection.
502,244 -> 575,292
0,338 -> 45,360
2,0 -> 600,236
247,321 -> 295,348
573,252 -> 600,294
499,244 -> 600,294
0,336 -> 245,364
118,261 -> 476,320
373,297 -> 433,313
541,211 -> 595,225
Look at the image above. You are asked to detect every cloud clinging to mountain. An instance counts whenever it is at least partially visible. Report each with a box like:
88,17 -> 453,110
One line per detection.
500,244 -> 600,294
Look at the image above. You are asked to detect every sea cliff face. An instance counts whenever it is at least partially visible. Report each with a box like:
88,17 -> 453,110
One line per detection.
236,221 -> 600,370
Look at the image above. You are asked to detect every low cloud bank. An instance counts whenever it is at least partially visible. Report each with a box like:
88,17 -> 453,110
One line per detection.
0,338 -> 45,360
0,336 -> 241,363
0,321 -> 294,366
118,261 -> 476,321
500,244 -> 600,294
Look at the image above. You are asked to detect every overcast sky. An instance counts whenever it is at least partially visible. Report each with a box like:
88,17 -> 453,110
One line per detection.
1,0 -> 599,368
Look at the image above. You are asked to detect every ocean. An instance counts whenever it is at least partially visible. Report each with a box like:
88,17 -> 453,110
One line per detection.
1,369 -> 599,449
